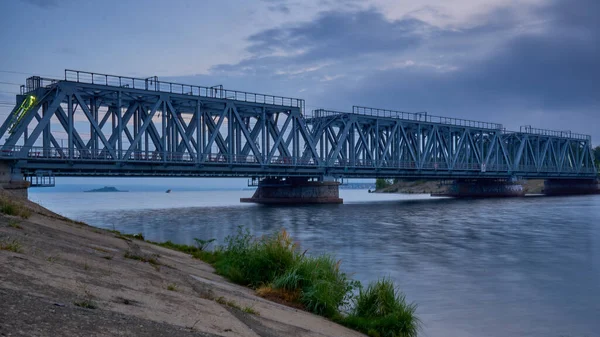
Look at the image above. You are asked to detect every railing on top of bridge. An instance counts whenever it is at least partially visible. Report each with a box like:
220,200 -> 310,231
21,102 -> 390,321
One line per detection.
519,125 -> 591,141
353,106 -> 505,130
307,108 -> 505,131
21,70 -> 305,111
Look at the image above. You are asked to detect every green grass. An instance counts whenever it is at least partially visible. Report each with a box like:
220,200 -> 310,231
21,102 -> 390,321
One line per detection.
272,255 -> 357,318
215,296 -> 241,310
167,283 -> 177,291
243,306 -> 260,315
74,299 -> 97,309
8,219 -> 23,229
211,227 -> 300,287
0,238 -> 22,253
0,197 -> 31,219
339,278 -> 420,337
139,227 -> 419,336
123,250 -> 160,269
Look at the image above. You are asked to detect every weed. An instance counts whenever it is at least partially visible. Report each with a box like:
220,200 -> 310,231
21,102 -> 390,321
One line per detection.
84,263 -> 90,271
193,238 -> 215,251
167,283 -> 177,291
73,299 -> 97,309
0,238 -> 22,253
0,197 -> 31,218
340,278 -> 420,337
212,227 -> 299,287
92,247 -> 111,253
46,255 -> 58,262
102,255 -> 112,260
108,229 -> 145,241
215,296 -> 241,310
124,251 -> 160,270
243,306 -> 260,315
256,285 -> 302,306
126,233 -> 145,240
8,219 -> 22,229
272,255 -> 358,318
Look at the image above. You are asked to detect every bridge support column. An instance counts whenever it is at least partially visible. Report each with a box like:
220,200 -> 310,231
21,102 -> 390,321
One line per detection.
543,179 -> 600,196
0,162 -> 29,198
435,179 -> 524,198
240,177 -> 343,204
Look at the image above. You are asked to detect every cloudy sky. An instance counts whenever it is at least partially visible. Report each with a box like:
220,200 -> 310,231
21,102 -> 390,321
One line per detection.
0,0 -> 598,143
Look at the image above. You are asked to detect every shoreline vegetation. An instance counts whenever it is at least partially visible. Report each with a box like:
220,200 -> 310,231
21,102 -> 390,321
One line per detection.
144,228 -> 420,337
374,178 -> 545,195
0,189 -> 419,337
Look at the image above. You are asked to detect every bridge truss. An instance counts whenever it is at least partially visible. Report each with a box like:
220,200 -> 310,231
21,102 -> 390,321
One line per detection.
0,70 -> 596,180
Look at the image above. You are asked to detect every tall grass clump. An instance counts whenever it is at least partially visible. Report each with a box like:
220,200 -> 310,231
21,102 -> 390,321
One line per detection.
0,196 -> 31,218
213,227 -> 300,287
341,278 -> 420,337
272,255 -> 357,318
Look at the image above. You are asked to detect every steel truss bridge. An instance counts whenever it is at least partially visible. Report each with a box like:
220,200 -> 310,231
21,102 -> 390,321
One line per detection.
0,70 -> 596,182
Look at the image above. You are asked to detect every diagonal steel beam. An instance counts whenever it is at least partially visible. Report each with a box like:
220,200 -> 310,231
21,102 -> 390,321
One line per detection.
166,100 -> 195,160
74,93 -> 117,159
123,98 -> 162,160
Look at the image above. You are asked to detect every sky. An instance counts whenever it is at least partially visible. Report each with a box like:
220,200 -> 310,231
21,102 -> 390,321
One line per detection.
0,0 -> 598,140
0,0 -> 598,189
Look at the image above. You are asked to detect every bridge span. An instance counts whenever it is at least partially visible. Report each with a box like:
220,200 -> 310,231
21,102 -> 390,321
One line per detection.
0,70 -> 597,202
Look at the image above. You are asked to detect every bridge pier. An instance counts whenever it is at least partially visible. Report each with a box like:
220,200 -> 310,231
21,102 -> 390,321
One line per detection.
240,177 -> 343,205
543,179 -> 600,196
0,162 -> 29,198
435,179 -> 524,198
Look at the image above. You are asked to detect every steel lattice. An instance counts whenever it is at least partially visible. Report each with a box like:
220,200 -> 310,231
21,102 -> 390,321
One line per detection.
0,70 -> 596,179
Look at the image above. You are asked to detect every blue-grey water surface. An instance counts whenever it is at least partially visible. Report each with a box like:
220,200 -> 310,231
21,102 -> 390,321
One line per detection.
29,189 -> 600,337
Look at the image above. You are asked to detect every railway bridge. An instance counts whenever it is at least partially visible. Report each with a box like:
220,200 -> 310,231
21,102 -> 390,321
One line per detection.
0,70 -> 597,202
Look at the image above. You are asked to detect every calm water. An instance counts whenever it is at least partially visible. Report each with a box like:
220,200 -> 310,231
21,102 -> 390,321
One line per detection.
30,189 -> 600,337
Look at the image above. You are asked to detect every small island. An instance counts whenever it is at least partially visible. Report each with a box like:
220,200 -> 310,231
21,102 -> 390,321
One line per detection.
84,186 -> 128,193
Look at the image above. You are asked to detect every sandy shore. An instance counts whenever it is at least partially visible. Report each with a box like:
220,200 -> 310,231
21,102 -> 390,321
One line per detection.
0,189 -> 364,337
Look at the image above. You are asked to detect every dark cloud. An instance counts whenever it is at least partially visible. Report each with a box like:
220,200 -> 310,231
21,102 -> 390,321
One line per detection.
207,0 -> 600,140
268,4 -> 290,14
213,9 -> 436,70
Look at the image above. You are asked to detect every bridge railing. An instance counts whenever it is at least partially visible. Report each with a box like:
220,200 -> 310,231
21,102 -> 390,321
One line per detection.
62,70 -> 304,110
353,106 -> 504,130
519,126 -> 591,141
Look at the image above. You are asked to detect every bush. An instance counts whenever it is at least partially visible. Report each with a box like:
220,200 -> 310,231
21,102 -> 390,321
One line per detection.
213,227 -> 300,287
272,255 -> 357,318
375,178 -> 393,190
341,278 -> 420,337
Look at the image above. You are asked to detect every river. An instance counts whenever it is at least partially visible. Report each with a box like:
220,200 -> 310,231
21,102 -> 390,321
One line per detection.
29,188 -> 600,337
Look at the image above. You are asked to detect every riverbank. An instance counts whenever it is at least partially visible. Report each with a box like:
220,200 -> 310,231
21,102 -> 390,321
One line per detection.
0,189 -> 365,337
376,179 -> 545,194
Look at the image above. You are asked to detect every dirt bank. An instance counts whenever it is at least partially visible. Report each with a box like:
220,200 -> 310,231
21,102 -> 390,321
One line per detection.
377,179 -> 545,195
0,189 -> 364,337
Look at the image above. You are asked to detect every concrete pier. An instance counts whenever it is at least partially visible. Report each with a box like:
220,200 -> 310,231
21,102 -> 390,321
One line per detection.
543,179 -> 600,196
240,178 -> 343,204
434,179 -> 525,198
0,162 -> 29,198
